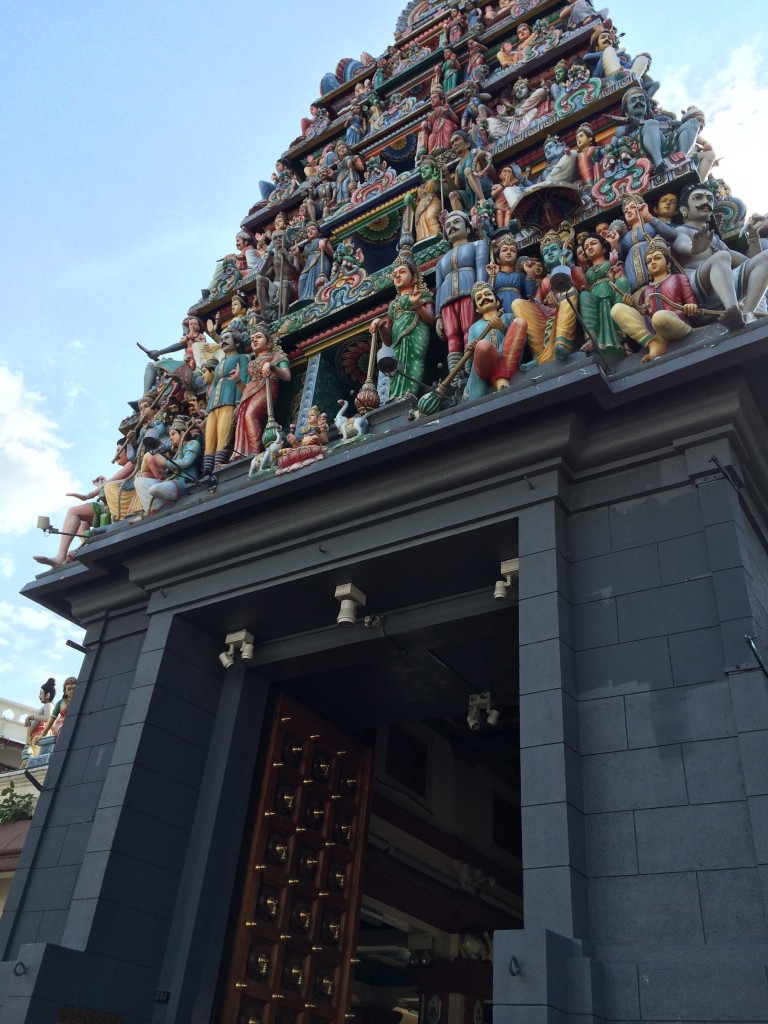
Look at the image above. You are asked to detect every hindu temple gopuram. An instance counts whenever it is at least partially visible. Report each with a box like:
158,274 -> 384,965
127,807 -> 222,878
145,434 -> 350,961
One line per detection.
6,0 -> 768,1021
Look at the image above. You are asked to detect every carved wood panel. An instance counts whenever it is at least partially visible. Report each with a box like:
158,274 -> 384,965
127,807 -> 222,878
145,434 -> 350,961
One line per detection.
219,694 -> 373,1024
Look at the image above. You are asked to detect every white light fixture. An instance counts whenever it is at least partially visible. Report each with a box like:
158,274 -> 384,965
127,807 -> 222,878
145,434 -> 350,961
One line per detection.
36,515 -> 80,538
494,558 -> 519,601
219,629 -> 255,669
467,691 -> 500,730
334,583 -> 366,627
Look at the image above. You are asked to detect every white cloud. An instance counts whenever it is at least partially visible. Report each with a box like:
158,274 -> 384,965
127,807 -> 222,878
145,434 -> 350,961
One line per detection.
0,557 -> 13,580
0,599 -> 84,692
0,365 -> 80,533
656,41 -> 768,213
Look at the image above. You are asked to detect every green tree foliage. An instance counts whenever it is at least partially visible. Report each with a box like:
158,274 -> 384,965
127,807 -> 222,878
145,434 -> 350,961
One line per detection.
0,781 -> 35,824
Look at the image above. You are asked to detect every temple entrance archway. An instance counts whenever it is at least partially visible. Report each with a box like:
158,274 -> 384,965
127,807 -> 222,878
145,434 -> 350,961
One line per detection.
217,602 -> 522,1024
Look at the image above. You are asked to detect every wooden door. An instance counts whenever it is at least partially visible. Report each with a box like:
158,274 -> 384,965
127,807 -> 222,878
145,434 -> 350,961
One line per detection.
219,694 -> 373,1024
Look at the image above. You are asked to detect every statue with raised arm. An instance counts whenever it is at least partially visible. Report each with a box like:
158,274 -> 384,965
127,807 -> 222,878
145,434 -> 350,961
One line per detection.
143,315 -> 211,393
671,182 -> 768,329
487,235 -> 537,315
617,193 -> 677,291
33,444 -> 135,569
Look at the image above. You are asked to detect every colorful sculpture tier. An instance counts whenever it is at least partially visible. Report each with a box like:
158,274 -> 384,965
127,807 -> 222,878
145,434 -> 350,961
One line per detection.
34,0 -> 768,570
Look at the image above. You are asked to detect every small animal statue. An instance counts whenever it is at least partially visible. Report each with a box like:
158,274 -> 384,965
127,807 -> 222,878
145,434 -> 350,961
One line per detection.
335,399 -> 370,441
249,429 -> 286,478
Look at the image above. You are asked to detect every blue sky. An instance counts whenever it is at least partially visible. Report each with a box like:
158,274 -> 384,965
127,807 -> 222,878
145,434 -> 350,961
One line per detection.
0,0 -> 766,707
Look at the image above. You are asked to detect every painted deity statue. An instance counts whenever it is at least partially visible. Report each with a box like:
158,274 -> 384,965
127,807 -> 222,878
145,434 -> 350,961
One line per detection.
420,88 -> 460,155
448,130 -> 494,213
251,238 -> 278,318
512,228 -> 587,366
370,248 -> 436,400
671,183 -> 768,329
537,134 -> 579,184
268,228 -> 300,318
611,239 -> 698,361
435,211 -> 490,370
579,232 -> 631,356
135,416 -> 201,515
440,48 -> 461,93
464,282 -> 528,401
616,193 -> 677,290
344,104 -> 367,147
22,678 -> 56,765
233,325 -> 291,457
487,235 -> 537,315
613,88 -> 701,175
491,165 -> 525,229
205,292 -> 250,364
334,141 -> 365,204
295,223 -> 333,302
466,38 -> 488,77
403,159 -> 443,242
144,315 -> 209,394
33,445 -> 136,570
574,122 -> 602,186
496,23 -> 533,69
446,7 -> 467,43
43,678 -> 76,741
259,160 -> 299,205
560,0 -> 609,29
582,25 -> 657,97
487,77 -> 550,141
209,230 -> 259,299
203,326 -> 251,473
653,192 -> 678,224
299,103 -> 330,141
461,76 -> 493,130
